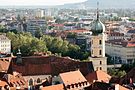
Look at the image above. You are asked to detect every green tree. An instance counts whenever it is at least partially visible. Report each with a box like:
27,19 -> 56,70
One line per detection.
108,68 -> 126,78
7,32 -> 47,56
35,27 -> 43,39
117,71 -> 126,78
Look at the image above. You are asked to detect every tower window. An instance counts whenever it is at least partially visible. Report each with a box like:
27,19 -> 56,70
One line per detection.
99,40 -> 102,45
100,61 -> 102,65
99,50 -> 102,55
100,67 -> 102,70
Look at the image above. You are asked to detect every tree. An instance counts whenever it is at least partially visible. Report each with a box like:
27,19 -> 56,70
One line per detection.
7,32 -> 47,56
35,27 -> 43,39
120,64 -> 132,73
108,68 -> 126,78
0,25 -> 7,33
117,71 -> 126,78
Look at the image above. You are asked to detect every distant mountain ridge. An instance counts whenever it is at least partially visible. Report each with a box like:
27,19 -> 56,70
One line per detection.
0,0 -> 134,9
58,0 -> 135,9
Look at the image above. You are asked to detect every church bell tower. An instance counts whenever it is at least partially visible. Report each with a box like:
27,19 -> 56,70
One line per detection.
89,2 -> 107,72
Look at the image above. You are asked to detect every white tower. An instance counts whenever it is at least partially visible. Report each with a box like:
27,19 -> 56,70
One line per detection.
89,2 -> 107,72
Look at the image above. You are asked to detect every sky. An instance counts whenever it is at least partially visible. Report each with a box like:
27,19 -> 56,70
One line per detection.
0,0 -> 87,6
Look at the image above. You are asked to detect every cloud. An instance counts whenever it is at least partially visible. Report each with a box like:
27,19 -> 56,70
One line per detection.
0,0 -> 87,6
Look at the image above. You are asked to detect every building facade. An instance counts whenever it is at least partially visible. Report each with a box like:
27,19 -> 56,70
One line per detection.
35,9 -> 45,18
106,40 -> 135,64
0,35 -> 11,54
89,7 -> 107,72
27,19 -> 46,35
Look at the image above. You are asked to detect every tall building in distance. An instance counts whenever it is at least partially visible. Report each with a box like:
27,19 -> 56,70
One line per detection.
35,9 -> 45,18
89,3 -> 107,72
0,34 -> 11,54
27,19 -> 46,35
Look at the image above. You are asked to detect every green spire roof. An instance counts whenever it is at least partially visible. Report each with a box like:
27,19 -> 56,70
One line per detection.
91,2 -> 105,35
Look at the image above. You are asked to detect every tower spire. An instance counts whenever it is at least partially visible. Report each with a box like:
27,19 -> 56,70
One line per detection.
97,2 -> 99,20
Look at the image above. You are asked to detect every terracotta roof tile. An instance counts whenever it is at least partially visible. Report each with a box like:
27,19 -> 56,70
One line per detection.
115,84 -> 129,90
59,70 -> 87,86
65,29 -> 90,33
0,80 -> 7,86
9,73 -> 27,87
41,84 -> 64,90
0,58 -> 11,72
12,56 -> 94,76
86,70 -> 111,83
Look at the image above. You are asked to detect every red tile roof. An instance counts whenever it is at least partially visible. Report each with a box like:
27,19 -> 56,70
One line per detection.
106,40 -> 135,47
59,70 -> 87,86
65,29 -> 90,33
12,56 -> 94,76
115,84 -> 129,90
1,72 -> 28,88
0,57 -> 11,72
41,84 -> 64,90
86,70 -> 111,83
0,80 -> 7,86
108,32 -> 124,36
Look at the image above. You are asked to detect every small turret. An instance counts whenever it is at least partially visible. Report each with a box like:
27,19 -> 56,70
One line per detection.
16,49 -> 23,65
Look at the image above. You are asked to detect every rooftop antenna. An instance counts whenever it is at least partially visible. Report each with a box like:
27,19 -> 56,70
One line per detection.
97,2 -> 99,20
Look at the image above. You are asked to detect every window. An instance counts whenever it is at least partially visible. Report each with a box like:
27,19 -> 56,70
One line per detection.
99,40 -> 102,45
29,78 -> 34,86
100,61 -> 102,65
99,50 -> 102,55
37,78 -> 41,83
72,84 -> 74,88
100,67 -> 102,70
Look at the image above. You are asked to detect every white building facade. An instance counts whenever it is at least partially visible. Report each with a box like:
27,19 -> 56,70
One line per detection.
27,19 -> 46,35
106,41 -> 135,64
0,35 -> 11,54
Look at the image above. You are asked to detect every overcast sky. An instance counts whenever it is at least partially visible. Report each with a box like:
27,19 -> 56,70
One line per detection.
0,0 -> 87,6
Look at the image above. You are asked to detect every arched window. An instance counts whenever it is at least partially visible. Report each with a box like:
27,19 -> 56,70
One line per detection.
100,61 -> 102,65
100,67 -> 102,70
99,40 -> 102,45
79,83 -> 82,87
67,85 -> 70,89
37,78 -> 41,83
29,78 -> 33,86
99,50 -> 102,55
75,84 -> 78,87
71,84 -> 74,88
